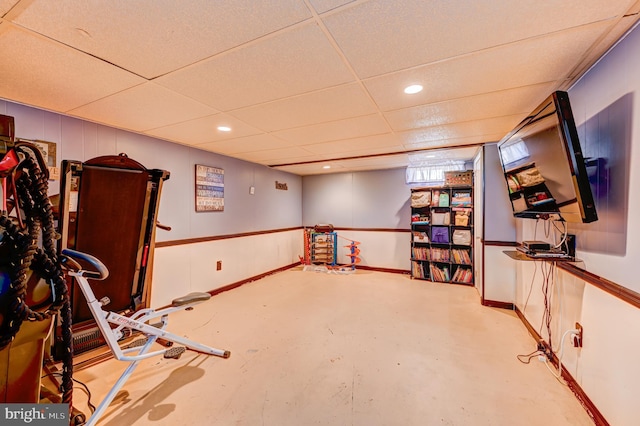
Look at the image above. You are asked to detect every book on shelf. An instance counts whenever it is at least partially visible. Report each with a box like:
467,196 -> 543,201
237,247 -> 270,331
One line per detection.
451,249 -> 471,264
412,247 -> 429,260
452,266 -> 473,283
429,247 -> 450,262
429,264 -> 450,282
412,261 -> 427,279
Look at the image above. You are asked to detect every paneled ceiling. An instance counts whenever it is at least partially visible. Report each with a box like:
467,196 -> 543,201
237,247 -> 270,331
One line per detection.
1,0 -> 638,175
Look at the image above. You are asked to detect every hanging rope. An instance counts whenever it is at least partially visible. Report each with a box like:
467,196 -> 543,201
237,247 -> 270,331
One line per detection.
0,142 -> 74,407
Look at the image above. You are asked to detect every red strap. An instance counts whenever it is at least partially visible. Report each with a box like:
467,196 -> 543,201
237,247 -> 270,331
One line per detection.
0,149 -> 19,176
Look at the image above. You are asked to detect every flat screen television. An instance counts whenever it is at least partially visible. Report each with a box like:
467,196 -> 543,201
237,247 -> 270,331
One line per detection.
497,91 -> 597,223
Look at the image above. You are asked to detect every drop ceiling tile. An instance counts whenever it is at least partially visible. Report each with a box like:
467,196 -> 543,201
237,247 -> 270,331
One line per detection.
156,23 -> 354,111
273,163 -> 346,175
230,83 -> 377,131
333,155 -> 409,171
273,114 -> 390,144
311,152 -> 409,175
405,136 -> 504,152
235,146 -> 318,164
0,0 -> 635,177
0,24 -> 144,112
196,133 -> 293,154
272,147 -> 478,176
398,115 -> 523,147
384,83 -> 556,131
337,145 -> 407,159
308,0 -> 356,14
69,82 -> 217,132
363,20 -> 612,112
323,0 -> 633,78
145,113 -> 262,146
409,146 -> 481,162
302,133 -> 401,155
402,137 -> 496,152
450,146 -> 482,160
8,0 -> 313,78
228,136 -> 493,171
0,0 -> 19,15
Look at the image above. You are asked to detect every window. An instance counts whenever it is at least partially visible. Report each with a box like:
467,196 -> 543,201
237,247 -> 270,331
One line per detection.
406,155 -> 466,185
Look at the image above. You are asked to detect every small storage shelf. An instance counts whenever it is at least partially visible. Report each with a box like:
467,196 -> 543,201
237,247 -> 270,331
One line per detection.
310,232 -> 337,265
409,182 -> 474,285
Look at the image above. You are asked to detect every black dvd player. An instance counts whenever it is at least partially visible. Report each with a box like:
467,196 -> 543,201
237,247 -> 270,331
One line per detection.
516,245 -> 571,259
522,240 -> 551,251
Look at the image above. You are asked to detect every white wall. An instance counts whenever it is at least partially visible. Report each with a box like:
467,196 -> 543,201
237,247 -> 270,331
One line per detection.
478,144 -> 518,303
483,245 -> 516,302
473,150 -> 485,297
514,23 -> 640,426
151,230 -> 302,307
302,168 -> 411,271
302,168 -> 410,229
482,144 -> 517,242
567,31 -> 640,293
0,100 -> 303,303
329,230 -> 410,271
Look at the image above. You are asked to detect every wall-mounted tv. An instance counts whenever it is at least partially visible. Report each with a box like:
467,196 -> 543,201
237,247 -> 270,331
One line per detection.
497,91 -> 597,223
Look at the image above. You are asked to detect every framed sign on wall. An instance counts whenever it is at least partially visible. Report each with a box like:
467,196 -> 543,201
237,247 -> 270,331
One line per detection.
195,164 -> 224,212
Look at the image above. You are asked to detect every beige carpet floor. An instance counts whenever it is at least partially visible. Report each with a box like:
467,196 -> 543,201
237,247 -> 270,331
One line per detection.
72,268 -> 594,425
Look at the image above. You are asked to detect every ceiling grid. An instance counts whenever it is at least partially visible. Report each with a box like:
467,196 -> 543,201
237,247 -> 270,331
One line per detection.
0,0 -> 638,175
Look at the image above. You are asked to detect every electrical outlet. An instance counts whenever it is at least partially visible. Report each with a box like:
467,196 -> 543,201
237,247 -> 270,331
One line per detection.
573,322 -> 583,347
536,339 -> 553,360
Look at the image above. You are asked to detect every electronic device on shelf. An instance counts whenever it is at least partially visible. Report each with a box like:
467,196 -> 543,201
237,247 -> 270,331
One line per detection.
516,244 -> 571,259
522,240 -> 551,251
497,91 -> 598,224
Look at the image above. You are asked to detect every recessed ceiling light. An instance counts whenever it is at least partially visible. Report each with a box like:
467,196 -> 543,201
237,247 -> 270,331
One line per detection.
217,126 -> 231,132
323,165 -> 331,169
404,84 -> 423,94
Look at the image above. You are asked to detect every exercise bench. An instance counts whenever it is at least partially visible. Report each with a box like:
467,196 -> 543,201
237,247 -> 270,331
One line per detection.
61,248 -> 230,426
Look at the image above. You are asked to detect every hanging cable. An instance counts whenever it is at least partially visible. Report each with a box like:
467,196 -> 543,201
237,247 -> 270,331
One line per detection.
538,260 -> 556,354
541,327 -> 579,385
522,257 -> 539,315
552,220 -> 568,249
516,348 -> 544,364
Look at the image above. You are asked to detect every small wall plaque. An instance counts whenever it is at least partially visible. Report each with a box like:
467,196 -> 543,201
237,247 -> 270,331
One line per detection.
195,164 -> 224,212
